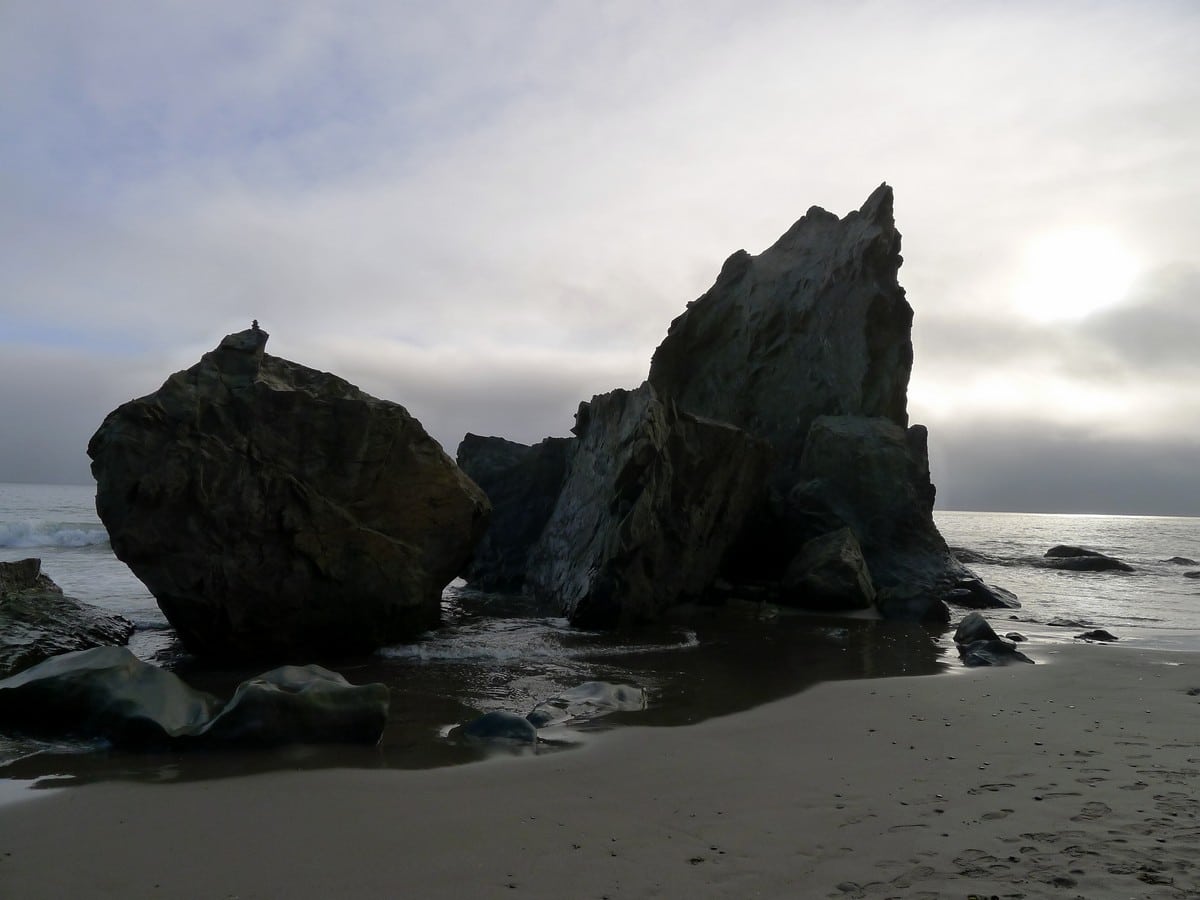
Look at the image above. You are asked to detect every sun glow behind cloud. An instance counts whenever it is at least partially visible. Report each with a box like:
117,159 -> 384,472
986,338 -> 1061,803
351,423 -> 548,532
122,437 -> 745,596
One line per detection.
1009,228 -> 1141,323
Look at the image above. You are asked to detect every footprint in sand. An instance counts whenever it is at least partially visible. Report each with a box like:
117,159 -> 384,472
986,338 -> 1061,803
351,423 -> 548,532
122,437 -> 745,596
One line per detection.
967,783 -> 1015,795
1071,801 -> 1112,821
1076,775 -> 1107,786
981,809 -> 1014,820
1119,781 -> 1149,791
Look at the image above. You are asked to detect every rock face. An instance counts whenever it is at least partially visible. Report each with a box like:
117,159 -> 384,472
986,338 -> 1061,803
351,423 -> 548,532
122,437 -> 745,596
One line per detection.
0,559 -> 134,678
88,327 -> 490,660
0,646 -> 388,749
456,434 -> 572,590
461,185 -> 1007,625
524,384 -> 771,627
648,183 -> 913,491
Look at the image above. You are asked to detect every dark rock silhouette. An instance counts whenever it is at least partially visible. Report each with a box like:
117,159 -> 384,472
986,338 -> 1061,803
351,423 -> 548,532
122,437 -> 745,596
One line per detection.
1076,629 -> 1119,642
0,646 -> 388,748
0,559 -> 134,678
1039,546 -> 1134,572
88,327 -> 490,660
459,185 -> 1012,625
953,612 -> 1034,666
456,434 -> 572,591
524,384 -> 770,627
648,183 -> 912,491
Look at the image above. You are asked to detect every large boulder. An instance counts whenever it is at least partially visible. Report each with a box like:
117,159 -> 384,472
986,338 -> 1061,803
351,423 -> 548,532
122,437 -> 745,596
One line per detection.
525,383 -> 771,627
87,327 -> 491,660
456,434 -> 573,590
0,645 -> 388,749
649,183 -> 913,491
0,558 -> 134,678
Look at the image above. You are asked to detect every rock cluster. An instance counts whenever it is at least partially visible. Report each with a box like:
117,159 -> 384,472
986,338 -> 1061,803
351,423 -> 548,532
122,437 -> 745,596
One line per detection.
88,327 -> 490,660
0,645 -> 388,748
0,558 -> 134,678
461,185 -> 1008,625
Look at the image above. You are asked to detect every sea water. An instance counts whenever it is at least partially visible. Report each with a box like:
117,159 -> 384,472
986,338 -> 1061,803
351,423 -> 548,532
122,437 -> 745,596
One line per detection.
1,482 -> 1198,784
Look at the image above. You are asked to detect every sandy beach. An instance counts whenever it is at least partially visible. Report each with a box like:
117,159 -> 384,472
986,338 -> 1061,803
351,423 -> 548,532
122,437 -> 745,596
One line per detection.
1,642 -> 1197,899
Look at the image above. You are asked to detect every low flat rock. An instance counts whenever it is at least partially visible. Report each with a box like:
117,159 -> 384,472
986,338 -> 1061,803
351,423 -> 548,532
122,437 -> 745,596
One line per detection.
0,558 -> 134,679
0,646 -> 388,749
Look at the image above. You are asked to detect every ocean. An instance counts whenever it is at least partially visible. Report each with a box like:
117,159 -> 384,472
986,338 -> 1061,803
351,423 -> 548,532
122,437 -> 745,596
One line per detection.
1,482 -> 1198,785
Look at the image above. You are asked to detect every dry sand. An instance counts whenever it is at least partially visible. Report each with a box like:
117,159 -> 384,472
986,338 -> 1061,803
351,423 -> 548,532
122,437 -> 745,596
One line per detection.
1,643 -> 1198,899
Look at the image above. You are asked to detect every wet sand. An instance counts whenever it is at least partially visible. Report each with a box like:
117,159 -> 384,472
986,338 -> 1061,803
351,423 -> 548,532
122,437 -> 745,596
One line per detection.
1,643 -> 1198,898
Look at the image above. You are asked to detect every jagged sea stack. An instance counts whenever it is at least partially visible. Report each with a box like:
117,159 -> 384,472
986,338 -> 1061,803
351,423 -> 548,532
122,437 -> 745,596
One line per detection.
88,327 -> 490,660
648,183 -> 912,489
463,185 -> 1006,623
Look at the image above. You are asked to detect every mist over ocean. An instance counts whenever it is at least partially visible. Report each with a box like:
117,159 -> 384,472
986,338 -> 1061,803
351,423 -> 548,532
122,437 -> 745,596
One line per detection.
2,482 -> 1197,779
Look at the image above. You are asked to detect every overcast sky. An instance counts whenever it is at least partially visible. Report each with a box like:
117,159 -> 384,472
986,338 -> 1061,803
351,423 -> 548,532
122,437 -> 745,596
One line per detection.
2,1 -> 1198,515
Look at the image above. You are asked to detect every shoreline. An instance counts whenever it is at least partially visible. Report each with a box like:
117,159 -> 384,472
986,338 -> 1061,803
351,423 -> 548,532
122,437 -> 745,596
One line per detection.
2,642 -> 1198,898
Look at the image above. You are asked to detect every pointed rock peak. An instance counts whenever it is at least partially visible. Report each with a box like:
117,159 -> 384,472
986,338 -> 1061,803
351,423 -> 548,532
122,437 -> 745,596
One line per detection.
856,182 -> 894,228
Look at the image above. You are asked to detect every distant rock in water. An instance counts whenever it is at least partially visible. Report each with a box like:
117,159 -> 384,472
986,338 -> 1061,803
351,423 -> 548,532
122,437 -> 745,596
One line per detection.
1164,556 -> 1197,566
88,327 -> 490,660
0,558 -> 134,678
1039,546 -> 1134,573
459,185 -> 1011,625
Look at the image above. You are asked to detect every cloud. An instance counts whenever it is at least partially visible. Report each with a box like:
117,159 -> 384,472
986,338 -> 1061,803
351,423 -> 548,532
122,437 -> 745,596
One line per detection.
1,1 -> 1198,514
1081,264 -> 1200,374
929,422 -> 1200,517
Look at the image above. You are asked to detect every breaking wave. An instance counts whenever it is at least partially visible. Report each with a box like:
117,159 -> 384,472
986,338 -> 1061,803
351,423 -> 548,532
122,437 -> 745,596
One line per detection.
0,521 -> 110,549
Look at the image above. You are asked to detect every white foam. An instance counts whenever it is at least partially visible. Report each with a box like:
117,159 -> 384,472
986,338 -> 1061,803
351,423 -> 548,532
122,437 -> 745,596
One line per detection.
0,520 -> 110,549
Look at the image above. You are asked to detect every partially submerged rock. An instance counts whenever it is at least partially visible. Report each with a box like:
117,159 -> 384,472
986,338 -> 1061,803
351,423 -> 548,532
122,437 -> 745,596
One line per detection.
88,326 -> 490,660
1075,629 -> 1119,643
0,559 -> 134,678
526,681 -> 647,728
451,710 -> 538,745
953,612 -> 1034,667
0,646 -> 388,749
1039,546 -> 1134,572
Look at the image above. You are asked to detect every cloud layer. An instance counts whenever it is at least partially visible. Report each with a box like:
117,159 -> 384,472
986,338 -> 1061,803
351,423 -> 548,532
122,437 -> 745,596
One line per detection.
2,1 -> 1198,513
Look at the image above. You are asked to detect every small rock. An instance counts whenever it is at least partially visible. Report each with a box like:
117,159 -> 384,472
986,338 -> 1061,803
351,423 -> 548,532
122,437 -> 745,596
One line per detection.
1075,629 -> 1118,642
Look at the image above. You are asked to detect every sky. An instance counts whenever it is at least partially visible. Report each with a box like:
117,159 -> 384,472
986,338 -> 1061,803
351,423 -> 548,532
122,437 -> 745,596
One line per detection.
2,1 -> 1198,515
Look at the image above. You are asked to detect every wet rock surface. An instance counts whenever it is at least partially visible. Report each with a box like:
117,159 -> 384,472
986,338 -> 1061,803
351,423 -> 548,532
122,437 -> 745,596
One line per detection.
953,612 -> 1034,667
0,559 -> 134,679
88,327 -> 490,660
0,646 -> 388,749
